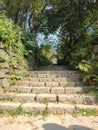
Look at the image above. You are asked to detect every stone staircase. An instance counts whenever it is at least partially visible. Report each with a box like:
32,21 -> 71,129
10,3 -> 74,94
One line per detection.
0,65 -> 98,114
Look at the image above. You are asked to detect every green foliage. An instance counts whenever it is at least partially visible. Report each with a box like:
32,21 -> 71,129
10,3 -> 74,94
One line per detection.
37,43 -> 52,66
68,43 -> 98,86
22,32 -> 38,69
0,15 -> 28,81
0,107 -> 22,116
56,1 -> 98,87
0,96 -> 13,101
0,108 -> 49,117
0,15 -> 25,58
7,107 -> 22,116
78,49 -> 98,85
75,108 -> 97,116
43,98 -> 49,106
84,86 -> 98,97
0,56 -> 6,62
8,74 -> 20,85
0,109 -> 3,115
37,54 -> 51,66
26,110 -> 48,116
3,0 -> 48,32
0,16 -> 23,50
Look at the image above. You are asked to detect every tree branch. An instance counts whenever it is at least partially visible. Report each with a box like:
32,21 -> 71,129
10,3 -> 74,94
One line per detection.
28,13 -> 33,31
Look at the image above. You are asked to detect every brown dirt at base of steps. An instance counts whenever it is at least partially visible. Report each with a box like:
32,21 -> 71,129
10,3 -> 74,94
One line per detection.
0,114 -> 97,130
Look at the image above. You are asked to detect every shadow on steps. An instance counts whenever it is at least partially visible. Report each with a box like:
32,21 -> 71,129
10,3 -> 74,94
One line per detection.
43,123 -> 94,130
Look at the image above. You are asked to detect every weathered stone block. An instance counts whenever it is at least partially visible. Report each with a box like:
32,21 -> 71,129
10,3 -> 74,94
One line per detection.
68,78 -> 80,82
0,43 -> 4,49
30,82 -> 45,87
0,62 -> 9,69
0,69 -> 9,75
60,82 -> 75,87
17,81 -> 30,86
75,104 -> 98,110
51,87 -> 65,94
0,49 -> 9,60
0,78 -> 10,88
32,87 -> 50,94
5,87 -> 17,92
68,71 -> 80,74
28,72 -> 38,77
21,103 -> 46,112
0,102 -> 21,110
0,93 -> 15,100
17,86 -> 32,93
53,78 -> 68,82
40,78 -> 53,82
69,74 -> 82,78
57,74 -> 69,78
38,74 -> 47,78
59,94 -> 83,103
46,74 -> 58,78
29,78 -> 39,82
13,94 -> 36,102
36,94 -> 56,102
65,87 -> 83,94
0,71 -> 5,79
75,81 -> 84,86
83,95 -> 98,104
48,103 -> 75,113
45,82 -> 59,87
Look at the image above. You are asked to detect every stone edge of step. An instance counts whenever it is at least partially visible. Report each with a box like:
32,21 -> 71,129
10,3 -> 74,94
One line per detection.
0,102 -> 98,113
0,93 -> 97,105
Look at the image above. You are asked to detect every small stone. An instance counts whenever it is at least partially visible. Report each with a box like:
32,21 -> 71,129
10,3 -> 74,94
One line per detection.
1,78 -> 10,88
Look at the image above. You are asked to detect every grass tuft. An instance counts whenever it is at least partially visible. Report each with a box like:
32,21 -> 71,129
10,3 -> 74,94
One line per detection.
74,108 -> 98,116
7,107 -> 22,116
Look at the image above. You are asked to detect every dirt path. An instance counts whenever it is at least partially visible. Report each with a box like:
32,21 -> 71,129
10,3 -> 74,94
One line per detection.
0,114 -> 98,130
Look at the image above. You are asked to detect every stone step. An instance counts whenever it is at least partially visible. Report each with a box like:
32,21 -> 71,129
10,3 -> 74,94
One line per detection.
16,81 -> 84,87
0,102 -> 98,113
22,77 -> 82,82
28,73 -> 83,78
36,65 -> 68,70
28,70 -> 82,74
6,86 -> 84,94
0,93 -> 97,104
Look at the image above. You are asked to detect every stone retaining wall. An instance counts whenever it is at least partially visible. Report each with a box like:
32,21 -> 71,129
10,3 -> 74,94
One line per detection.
0,43 -> 27,92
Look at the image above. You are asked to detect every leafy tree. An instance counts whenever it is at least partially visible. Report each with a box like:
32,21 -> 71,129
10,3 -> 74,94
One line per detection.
3,0 -> 48,34
37,43 -> 53,66
22,32 -> 38,69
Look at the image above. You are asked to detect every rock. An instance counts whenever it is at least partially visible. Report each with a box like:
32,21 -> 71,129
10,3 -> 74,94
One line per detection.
0,102 -> 21,110
0,62 -> 9,69
45,82 -> 59,87
75,104 -> 98,110
1,78 -> 10,88
0,49 -> 9,60
51,87 -> 65,94
21,103 -> 46,112
48,103 -> 75,113
36,94 -> 56,103
0,42 -> 4,49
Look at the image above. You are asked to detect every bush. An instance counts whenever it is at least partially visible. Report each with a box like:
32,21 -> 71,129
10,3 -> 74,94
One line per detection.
37,43 -> 52,66
22,32 -> 38,69
0,15 -> 27,83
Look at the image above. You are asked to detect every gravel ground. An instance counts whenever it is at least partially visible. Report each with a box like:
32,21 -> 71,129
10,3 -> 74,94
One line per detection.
0,114 -> 98,130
